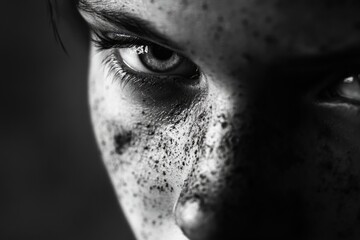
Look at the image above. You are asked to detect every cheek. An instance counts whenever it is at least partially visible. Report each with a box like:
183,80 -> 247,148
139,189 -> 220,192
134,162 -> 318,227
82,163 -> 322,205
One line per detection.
92,114 -> 210,235
287,109 -> 360,235
88,56 -> 212,236
299,108 -> 360,198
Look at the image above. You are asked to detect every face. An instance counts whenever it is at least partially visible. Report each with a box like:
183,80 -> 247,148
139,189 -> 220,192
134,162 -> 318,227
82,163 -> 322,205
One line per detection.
78,0 -> 360,239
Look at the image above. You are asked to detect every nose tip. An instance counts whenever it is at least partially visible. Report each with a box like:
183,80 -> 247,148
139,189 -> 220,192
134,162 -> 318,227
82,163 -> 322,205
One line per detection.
175,197 -> 217,240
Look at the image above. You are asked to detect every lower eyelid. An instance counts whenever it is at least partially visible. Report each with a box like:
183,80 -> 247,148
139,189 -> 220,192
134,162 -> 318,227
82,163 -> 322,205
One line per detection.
101,50 -> 205,99
316,101 -> 360,111
109,49 -> 200,86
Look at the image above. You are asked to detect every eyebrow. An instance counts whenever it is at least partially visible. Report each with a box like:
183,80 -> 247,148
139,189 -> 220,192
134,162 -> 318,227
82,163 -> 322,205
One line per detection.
77,0 -> 183,51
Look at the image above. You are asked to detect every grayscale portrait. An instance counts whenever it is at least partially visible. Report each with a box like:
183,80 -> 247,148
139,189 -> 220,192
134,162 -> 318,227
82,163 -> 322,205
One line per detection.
6,0 -> 360,240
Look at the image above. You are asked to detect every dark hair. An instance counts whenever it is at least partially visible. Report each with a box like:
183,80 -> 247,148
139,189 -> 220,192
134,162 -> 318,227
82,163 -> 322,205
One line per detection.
48,0 -> 85,54
48,0 -> 68,53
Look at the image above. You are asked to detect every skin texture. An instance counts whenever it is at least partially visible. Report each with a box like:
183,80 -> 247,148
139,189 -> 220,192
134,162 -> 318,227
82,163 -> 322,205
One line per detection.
80,0 -> 360,239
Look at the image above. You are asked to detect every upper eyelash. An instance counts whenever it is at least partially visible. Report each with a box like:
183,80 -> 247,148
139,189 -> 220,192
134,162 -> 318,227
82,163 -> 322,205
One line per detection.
91,30 -> 152,50
91,30 -> 169,89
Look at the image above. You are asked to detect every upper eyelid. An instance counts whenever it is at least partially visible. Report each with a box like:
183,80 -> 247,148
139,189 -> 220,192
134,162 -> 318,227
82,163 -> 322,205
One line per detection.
92,30 -> 201,76
91,30 -> 152,49
77,5 -> 185,53
90,28 -> 193,61
88,25 -> 187,55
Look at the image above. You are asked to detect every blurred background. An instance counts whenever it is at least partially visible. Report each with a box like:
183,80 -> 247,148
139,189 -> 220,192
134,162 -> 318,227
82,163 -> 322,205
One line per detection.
0,1 -> 135,239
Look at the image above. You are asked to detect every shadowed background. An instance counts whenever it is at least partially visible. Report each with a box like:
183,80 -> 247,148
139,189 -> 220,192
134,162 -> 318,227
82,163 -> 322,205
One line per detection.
0,1 -> 135,239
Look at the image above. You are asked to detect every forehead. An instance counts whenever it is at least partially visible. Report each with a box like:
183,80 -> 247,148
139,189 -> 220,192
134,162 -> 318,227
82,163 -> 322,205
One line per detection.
81,0 -> 360,67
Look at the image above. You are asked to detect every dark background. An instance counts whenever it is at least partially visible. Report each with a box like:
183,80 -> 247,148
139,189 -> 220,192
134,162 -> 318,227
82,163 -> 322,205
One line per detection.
0,1 -> 135,239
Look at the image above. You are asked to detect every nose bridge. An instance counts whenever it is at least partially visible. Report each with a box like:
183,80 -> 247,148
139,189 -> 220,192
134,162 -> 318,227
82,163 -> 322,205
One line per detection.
174,88 -> 251,239
183,88 -> 247,198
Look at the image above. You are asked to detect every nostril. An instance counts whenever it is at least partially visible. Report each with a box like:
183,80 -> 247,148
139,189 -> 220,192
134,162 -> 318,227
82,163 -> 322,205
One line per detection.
175,198 -> 217,240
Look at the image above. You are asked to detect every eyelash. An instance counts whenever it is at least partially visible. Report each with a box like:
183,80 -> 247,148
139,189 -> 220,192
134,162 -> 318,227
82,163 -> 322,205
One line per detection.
102,50 -> 185,90
91,30 -> 149,50
91,30 -> 199,90
102,52 -> 139,89
275,62 -> 360,105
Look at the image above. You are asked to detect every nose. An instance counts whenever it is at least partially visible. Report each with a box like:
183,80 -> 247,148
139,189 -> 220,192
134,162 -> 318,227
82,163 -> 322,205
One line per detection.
174,197 -> 217,240
173,96 -> 251,240
172,83 -> 309,240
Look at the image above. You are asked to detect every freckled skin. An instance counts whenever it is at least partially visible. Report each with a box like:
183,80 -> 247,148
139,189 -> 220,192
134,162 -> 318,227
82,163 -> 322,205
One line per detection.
84,0 -> 360,239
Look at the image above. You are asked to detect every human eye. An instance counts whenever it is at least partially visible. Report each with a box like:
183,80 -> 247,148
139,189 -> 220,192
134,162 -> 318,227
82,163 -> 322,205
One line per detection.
306,59 -> 360,113
90,30 -> 204,107
321,73 -> 360,106
276,57 -> 360,112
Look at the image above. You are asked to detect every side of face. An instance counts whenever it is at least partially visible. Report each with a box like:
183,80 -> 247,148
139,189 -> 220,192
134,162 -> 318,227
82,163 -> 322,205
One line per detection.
80,0 -> 360,239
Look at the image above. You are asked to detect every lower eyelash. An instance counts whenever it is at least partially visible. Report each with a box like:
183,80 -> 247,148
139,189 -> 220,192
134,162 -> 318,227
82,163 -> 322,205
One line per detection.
102,50 -> 191,91
102,51 -> 144,89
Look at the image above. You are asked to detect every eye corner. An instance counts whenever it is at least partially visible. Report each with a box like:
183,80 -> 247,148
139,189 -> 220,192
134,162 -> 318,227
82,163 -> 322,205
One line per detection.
316,72 -> 360,108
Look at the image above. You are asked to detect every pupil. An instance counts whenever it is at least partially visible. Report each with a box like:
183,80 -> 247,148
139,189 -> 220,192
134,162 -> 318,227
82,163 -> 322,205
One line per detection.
150,45 -> 174,60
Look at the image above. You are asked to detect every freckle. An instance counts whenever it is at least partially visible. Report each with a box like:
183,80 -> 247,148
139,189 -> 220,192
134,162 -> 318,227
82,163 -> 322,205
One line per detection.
202,3 -> 208,10
242,52 -> 253,62
114,132 -> 132,155
213,28 -> 223,41
265,15 -> 272,23
181,0 -> 188,7
264,34 -> 278,45
242,19 -> 249,27
252,30 -> 260,38
163,171 -> 166,176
